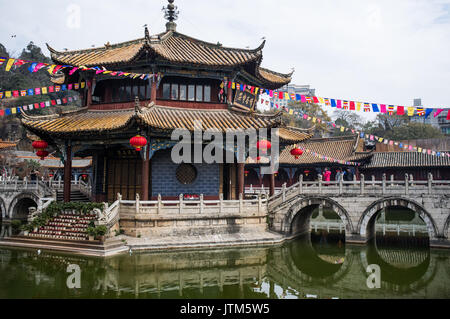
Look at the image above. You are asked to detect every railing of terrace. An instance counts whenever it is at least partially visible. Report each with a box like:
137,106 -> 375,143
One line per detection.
118,193 -> 268,216
269,173 -> 450,207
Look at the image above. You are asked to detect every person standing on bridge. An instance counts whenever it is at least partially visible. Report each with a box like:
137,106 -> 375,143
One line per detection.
335,168 -> 343,182
323,167 -> 331,186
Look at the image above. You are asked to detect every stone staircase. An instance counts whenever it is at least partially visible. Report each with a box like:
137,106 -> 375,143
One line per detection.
56,190 -> 91,202
27,211 -> 97,241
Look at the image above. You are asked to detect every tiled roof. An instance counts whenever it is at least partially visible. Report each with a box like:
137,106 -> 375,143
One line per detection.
257,68 -> 292,86
247,135 -> 371,165
362,152 -> 450,168
277,127 -> 314,143
15,152 -> 92,168
139,105 -> 281,132
21,108 -> 135,135
47,30 -> 291,88
21,104 -> 281,136
47,31 -> 263,68
0,140 -> 16,150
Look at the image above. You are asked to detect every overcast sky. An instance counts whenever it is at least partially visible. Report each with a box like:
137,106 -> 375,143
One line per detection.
1,0 -> 450,121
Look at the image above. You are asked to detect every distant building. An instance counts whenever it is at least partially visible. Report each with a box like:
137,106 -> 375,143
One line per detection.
409,98 -> 450,135
257,84 -> 316,111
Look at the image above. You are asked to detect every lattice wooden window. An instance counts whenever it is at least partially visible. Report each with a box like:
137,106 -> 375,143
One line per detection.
176,164 -> 197,185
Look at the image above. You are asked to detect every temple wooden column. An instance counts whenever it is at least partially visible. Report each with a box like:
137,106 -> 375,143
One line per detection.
64,144 -> 72,202
269,173 -> 275,197
237,163 -> 245,197
151,79 -> 157,103
227,84 -> 232,104
142,147 -> 150,200
86,78 -> 95,107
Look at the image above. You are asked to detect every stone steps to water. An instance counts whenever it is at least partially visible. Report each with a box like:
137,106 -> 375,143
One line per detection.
27,211 -> 97,241
56,190 -> 91,202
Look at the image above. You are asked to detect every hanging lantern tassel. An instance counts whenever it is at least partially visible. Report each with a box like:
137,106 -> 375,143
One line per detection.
290,146 -> 304,159
130,135 -> 147,151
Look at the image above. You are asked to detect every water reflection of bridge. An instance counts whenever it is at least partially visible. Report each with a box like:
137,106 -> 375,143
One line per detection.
1,239 -> 449,299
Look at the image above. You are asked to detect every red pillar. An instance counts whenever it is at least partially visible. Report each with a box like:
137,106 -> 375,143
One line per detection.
151,79 -> 157,103
237,163 -> 245,197
64,144 -> 72,203
227,85 -> 233,104
269,173 -> 275,197
87,78 -> 94,107
142,147 -> 150,200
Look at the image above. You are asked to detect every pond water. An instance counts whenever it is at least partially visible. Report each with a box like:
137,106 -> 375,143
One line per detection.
0,223 -> 449,299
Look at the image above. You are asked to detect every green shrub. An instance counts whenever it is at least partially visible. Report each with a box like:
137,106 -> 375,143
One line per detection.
87,226 -> 96,237
95,225 -> 107,237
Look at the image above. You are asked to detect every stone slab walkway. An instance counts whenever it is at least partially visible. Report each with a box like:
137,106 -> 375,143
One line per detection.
122,231 -> 287,252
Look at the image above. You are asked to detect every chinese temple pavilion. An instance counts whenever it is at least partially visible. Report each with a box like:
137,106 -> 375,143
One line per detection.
20,0 -> 312,203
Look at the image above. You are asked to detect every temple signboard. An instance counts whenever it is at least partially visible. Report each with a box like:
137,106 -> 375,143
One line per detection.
233,88 -> 257,111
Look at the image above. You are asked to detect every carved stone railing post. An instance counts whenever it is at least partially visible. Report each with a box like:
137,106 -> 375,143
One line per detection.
382,173 -> 386,195
258,193 -> 262,213
157,194 -> 162,214
135,193 -> 140,214
318,175 -> 322,194
299,174 -> 303,195
24,177 -> 27,189
360,174 -> 365,195
410,174 -> 414,187
117,193 -> 122,202
371,175 -> 375,187
390,174 -> 394,187
179,194 -> 183,214
239,193 -> 243,214
219,193 -> 224,214
428,173 -> 433,195
200,194 -> 204,214
405,174 -> 409,195
58,176 -> 62,189
339,177 -> 343,195
282,183 -> 286,201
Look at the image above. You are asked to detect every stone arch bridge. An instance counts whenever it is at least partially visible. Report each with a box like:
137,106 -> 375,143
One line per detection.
268,174 -> 450,248
0,178 -> 56,220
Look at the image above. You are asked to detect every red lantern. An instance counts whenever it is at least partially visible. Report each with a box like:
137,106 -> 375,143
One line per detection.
257,139 -> 271,154
82,174 -> 88,179
244,170 -> 249,177
290,147 -> 304,159
36,150 -> 49,160
32,140 -> 48,151
130,135 -> 147,151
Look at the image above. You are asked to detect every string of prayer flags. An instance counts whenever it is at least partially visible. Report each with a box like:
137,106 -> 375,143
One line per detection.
0,82 -> 86,100
225,80 -> 450,121
0,96 -> 79,117
0,56 -> 159,83
272,102 -> 450,159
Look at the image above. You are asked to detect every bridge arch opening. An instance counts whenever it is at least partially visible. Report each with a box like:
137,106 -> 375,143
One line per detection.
359,198 -> 438,247
285,197 -> 353,247
8,193 -> 39,221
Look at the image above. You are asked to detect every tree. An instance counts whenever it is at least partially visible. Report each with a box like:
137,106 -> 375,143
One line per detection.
361,113 -> 443,140
333,109 -> 364,136
388,122 -> 444,140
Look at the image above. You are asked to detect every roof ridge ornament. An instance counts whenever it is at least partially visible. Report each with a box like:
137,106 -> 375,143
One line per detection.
163,0 -> 179,32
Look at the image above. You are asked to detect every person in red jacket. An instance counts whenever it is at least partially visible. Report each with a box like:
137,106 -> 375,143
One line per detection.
323,167 -> 331,186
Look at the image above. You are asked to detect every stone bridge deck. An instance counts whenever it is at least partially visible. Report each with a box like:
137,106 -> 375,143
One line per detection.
268,174 -> 450,248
